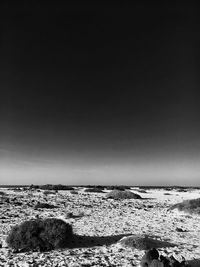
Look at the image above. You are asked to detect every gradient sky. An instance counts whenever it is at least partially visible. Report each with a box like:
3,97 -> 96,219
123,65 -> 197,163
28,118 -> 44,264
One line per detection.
1,2 -> 200,185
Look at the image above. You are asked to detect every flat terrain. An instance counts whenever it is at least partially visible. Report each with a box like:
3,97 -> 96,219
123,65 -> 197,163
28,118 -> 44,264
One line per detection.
0,187 -> 200,266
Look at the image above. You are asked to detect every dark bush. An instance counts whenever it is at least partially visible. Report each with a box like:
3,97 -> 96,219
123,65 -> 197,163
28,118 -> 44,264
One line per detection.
30,184 -> 74,190
165,187 -> 173,191
95,185 -> 105,190
105,185 -> 131,191
176,188 -> 188,192
34,203 -> 57,209
70,190 -> 78,194
169,198 -> 200,214
29,185 -> 39,189
6,218 -> 73,251
106,190 -> 142,200
84,188 -> 104,193
85,185 -> 105,190
39,184 -> 74,191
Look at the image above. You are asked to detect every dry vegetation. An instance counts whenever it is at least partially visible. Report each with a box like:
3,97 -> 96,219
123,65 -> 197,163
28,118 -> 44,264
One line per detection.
170,198 -> 200,214
6,218 -> 73,252
106,189 -> 142,200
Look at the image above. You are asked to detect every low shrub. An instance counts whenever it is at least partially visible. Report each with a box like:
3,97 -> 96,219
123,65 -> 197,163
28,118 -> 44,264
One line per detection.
169,198 -> 200,214
40,184 -> 74,191
70,190 -> 78,194
30,184 -> 74,191
106,190 -> 142,200
176,188 -> 188,192
85,185 -> 105,190
6,218 -> 73,251
105,185 -> 131,191
84,188 -> 104,193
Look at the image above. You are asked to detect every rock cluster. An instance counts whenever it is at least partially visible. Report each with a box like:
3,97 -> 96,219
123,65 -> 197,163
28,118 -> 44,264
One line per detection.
139,248 -> 190,267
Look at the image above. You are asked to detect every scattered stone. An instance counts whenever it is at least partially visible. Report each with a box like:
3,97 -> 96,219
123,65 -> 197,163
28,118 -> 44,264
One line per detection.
176,227 -> 186,232
140,248 -> 159,266
140,250 -> 190,267
140,249 -> 193,267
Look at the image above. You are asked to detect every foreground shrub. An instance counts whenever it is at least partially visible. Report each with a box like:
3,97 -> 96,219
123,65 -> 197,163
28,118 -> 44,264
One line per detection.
169,198 -> 200,214
6,218 -> 73,251
106,190 -> 142,200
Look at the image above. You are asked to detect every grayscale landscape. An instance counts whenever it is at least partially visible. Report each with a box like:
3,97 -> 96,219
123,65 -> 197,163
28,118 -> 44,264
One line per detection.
0,185 -> 200,266
1,2 -> 200,266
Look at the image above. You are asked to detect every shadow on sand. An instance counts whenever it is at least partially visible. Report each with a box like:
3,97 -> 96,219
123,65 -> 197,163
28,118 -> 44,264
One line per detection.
63,233 -> 132,249
62,233 -> 178,250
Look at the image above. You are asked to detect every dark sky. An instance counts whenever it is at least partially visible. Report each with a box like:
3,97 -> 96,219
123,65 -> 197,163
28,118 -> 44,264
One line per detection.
1,2 -> 200,185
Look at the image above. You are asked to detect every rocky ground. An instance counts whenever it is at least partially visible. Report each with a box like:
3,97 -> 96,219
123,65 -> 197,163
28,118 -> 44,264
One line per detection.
0,187 -> 200,266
